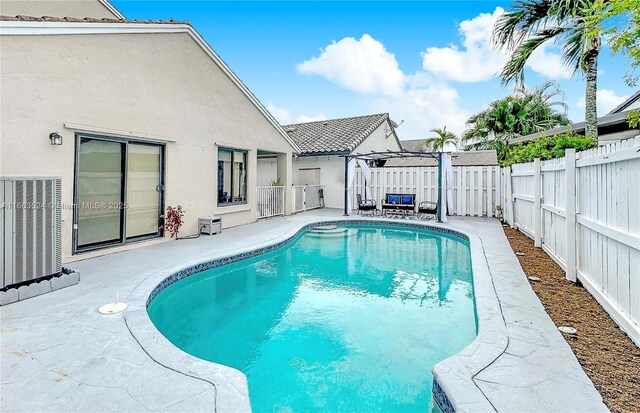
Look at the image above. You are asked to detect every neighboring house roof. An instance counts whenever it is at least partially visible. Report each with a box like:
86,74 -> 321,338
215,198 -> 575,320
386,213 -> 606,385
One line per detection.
609,90 -> 640,114
283,113 -> 396,155
0,16 -> 302,153
385,148 -> 498,167
511,90 -> 640,145
510,110 -> 639,145
398,138 -> 431,153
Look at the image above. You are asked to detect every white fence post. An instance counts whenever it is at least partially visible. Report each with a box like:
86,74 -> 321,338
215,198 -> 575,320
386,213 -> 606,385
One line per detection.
281,186 -> 286,215
565,148 -> 577,282
533,158 -> 542,247
509,166 -> 515,228
486,167 -> 493,217
494,166 -> 501,219
303,186 -> 307,212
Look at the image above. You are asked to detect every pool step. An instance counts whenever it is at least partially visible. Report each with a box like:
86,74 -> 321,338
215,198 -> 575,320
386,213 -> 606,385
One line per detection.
308,226 -> 349,236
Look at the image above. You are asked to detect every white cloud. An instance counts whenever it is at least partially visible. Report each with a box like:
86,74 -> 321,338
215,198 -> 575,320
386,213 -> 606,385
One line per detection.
370,81 -> 471,138
267,102 -> 327,125
576,89 -> 629,115
421,7 -> 572,83
421,8 -> 506,83
295,113 -> 327,123
266,102 -> 292,123
266,102 -> 327,125
297,34 -> 405,96
526,43 -> 573,80
297,34 -> 471,137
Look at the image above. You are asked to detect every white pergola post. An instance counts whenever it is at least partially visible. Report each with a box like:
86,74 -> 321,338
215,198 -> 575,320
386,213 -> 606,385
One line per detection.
437,152 -> 444,223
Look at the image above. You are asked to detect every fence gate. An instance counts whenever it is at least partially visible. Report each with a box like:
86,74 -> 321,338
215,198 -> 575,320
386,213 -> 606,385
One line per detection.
256,186 -> 285,219
292,185 -> 324,213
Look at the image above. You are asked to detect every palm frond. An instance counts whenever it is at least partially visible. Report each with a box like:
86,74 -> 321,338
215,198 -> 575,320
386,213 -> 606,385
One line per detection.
560,28 -> 585,72
500,27 -> 567,85
493,0 -> 554,49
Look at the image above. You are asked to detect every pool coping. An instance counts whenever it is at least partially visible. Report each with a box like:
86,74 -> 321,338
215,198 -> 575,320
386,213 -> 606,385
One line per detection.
126,217 -> 504,412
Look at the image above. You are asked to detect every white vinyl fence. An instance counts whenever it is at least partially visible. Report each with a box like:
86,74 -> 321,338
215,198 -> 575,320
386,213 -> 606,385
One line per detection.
353,166 -> 502,217
256,186 -> 285,219
501,136 -> 640,346
292,185 -> 324,213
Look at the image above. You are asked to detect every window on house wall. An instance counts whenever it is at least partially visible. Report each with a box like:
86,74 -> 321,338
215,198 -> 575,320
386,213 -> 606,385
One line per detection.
218,148 -> 247,205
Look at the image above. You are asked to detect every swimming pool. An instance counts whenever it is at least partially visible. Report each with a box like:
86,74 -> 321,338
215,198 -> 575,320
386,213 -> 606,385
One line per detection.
148,224 -> 477,412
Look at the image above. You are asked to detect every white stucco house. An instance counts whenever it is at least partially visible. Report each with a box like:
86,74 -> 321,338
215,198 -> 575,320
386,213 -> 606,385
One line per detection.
258,113 -> 402,209
0,0 -> 300,271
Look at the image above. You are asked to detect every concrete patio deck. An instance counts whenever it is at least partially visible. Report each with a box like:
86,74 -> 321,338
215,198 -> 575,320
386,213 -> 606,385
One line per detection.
0,209 -> 607,412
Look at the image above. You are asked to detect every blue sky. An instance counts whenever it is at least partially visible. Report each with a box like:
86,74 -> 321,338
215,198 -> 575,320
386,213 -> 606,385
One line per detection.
113,0 -> 634,140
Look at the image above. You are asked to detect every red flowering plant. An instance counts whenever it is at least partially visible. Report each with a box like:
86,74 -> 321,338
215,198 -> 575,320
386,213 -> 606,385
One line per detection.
160,205 -> 185,238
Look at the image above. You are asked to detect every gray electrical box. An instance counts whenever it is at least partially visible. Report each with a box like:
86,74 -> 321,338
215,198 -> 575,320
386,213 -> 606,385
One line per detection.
199,216 -> 221,235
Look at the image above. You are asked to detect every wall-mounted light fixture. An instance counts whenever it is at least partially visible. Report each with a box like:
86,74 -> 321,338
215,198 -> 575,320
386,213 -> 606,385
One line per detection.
49,132 -> 63,146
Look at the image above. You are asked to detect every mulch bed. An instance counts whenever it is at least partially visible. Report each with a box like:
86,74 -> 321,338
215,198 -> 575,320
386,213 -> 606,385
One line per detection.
503,226 -> 640,413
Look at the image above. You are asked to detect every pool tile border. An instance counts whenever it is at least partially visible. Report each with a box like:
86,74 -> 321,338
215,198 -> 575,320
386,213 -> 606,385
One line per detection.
433,380 -> 455,413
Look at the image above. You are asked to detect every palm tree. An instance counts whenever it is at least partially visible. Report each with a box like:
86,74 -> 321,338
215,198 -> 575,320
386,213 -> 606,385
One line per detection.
463,81 -> 570,161
493,0 -> 601,139
424,127 -> 458,151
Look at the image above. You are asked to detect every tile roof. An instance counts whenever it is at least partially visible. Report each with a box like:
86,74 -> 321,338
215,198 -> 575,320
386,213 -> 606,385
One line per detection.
283,113 -> 390,155
398,138 -> 431,153
0,15 -> 189,25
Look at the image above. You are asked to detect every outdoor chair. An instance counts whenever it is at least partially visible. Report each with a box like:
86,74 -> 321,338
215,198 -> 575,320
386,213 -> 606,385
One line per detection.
417,200 -> 438,220
381,194 -> 416,217
356,194 -> 377,215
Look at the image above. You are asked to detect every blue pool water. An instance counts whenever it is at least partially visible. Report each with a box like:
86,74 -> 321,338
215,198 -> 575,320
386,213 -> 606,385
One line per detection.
148,225 -> 477,412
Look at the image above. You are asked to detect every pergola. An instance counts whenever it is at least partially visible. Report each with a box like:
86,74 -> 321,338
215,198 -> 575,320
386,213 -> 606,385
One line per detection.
341,151 -> 454,222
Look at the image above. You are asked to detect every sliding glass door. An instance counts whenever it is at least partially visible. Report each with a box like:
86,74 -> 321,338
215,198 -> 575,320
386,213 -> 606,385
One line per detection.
76,138 -> 124,248
75,135 -> 164,252
126,144 -> 162,239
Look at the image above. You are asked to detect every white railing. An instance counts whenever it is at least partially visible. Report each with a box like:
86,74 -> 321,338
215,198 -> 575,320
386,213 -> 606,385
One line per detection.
256,186 -> 285,219
353,166 -> 502,217
501,136 -> 640,346
292,185 -> 324,213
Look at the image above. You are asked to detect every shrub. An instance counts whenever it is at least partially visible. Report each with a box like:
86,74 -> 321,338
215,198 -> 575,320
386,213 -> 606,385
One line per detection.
502,131 -> 597,166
